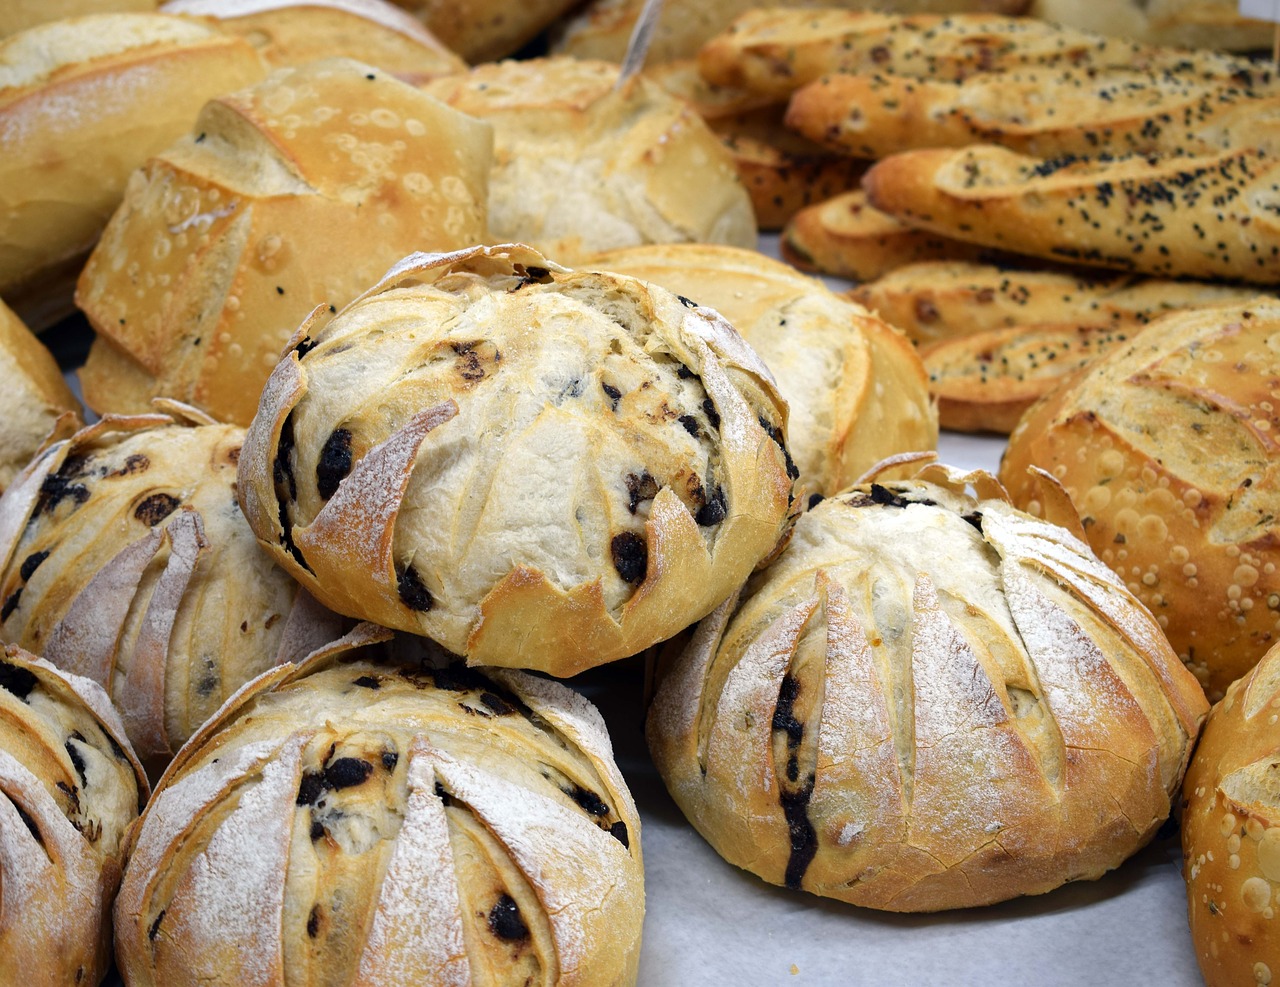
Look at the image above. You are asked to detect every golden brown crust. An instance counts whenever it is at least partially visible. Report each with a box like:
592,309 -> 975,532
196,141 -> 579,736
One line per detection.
648,465 -> 1207,911
1001,298 -> 1280,699
1031,0 -> 1276,52
391,0 -> 581,61
75,58 -> 492,426
863,144 -> 1280,283
1,0 -> 159,39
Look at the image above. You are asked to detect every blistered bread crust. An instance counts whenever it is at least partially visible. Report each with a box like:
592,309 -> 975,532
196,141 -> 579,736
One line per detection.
115,643 -> 644,987
237,244 -> 795,675
1001,298 -> 1280,699
647,464 -> 1207,911
0,409 -> 338,769
76,58 -> 492,425
586,242 -> 936,495
0,646 -> 148,986
1183,640 -> 1280,987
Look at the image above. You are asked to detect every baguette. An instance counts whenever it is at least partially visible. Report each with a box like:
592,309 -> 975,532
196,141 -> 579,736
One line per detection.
1031,0 -> 1275,52
863,144 -> 1280,283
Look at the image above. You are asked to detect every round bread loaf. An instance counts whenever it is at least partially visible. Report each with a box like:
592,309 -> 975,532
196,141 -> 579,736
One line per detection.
1001,297 -> 1280,700
1184,639 -> 1280,987
76,57 -> 492,426
237,243 -> 796,676
114,629 -> 644,986
647,463 -> 1208,911
421,57 -> 757,264
0,405 -> 346,771
0,646 -> 148,986
586,242 -> 937,496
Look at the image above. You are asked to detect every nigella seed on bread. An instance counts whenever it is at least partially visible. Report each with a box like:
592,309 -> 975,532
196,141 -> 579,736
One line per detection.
647,462 -> 1207,911
237,244 -> 796,676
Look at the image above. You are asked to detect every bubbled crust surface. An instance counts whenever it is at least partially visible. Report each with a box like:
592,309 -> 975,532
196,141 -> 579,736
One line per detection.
421,57 -> 757,264
1001,298 -> 1280,700
0,413 -> 319,767
1183,641 -> 1280,987
585,242 -> 937,495
647,467 -> 1207,911
0,647 -> 147,987
115,651 -> 643,987
76,58 -> 492,426
237,244 -> 795,675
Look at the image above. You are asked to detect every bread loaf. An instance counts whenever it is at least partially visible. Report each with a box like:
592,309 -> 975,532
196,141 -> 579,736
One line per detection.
389,0 -> 581,61
863,144 -> 1280,283
0,646 -> 148,987
1001,297 -> 1280,698
115,634 -> 644,986
0,0 -> 158,39
648,462 -> 1207,911
1031,0 -> 1275,52
236,244 -> 796,676
76,57 -> 492,426
0,13 -> 267,329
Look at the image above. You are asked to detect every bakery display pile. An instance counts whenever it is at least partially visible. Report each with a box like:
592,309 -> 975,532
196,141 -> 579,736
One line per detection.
0,0 -> 1277,984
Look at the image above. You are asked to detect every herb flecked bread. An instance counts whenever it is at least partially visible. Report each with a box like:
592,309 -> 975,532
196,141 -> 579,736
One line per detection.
115,632 -> 644,986
648,463 -> 1208,911
237,244 -> 796,676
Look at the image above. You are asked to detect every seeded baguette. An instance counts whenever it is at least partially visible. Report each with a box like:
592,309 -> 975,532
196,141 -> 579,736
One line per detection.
863,144 -> 1280,283
388,0 -> 580,61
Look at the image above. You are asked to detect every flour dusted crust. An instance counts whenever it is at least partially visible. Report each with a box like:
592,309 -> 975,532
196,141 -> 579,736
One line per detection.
76,57 -> 492,426
1183,640 -> 1280,987
115,641 -> 644,986
237,244 -> 795,675
0,408 -> 345,771
161,0 -> 465,83
647,463 -> 1207,911
0,12 -> 267,329
422,57 -> 756,264
586,242 -> 936,495
1001,298 -> 1280,700
0,646 -> 148,986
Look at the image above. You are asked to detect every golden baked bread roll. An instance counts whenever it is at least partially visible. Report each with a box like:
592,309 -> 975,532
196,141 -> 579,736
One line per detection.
0,13 -> 267,329
236,244 -> 797,676
0,298 -> 81,491
161,0 -> 465,83
0,0 -> 158,39
1183,638 -> 1280,987
423,57 -> 757,263
1031,0 -> 1275,51
587,242 -> 937,494
648,463 -> 1207,911
1001,297 -> 1280,699
0,406 -> 346,771
115,633 -> 645,987
0,646 -> 148,987
863,144 -> 1280,283
76,58 -> 492,426
389,0 -> 580,61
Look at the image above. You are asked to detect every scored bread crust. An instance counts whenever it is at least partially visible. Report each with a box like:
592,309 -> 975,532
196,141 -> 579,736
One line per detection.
1001,298 -> 1280,699
863,144 -> 1280,283
0,13 -> 267,329
236,244 -> 796,676
586,242 -> 937,494
647,464 -> 1207,911
0,646 -> 148,987
1183,639 -> 1280,987
115,639 -> 644,987
75,58 -> 492,426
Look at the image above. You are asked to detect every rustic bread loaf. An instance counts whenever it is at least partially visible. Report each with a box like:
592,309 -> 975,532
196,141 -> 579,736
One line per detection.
863,144 -> 1280,283
1,0 -> 158,39
1183,638 -> 1280,987
587,242 -> 937,494
76,58 -> 492,426
0,646 -> 148,987
1031,0 -> 1275,51
648,462 -> 1208,911
423,57 -> 757,263
1001,297 -> 1280,699
0,13 -> 267,329
0,298 -> 81,491
115,633 -> 644,987
0,407 -> 346,771
237,244 -> 796,676
782,189 -> 993,281
161,0 -> 465,83
388,0 -> 581,61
